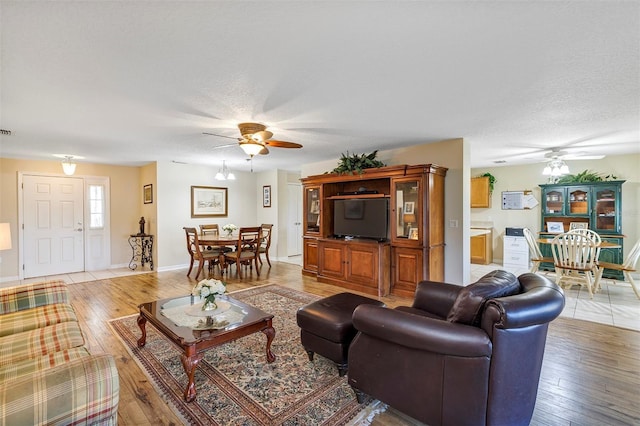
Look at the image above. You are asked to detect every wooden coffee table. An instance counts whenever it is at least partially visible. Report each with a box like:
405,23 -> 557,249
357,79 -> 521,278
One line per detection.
137,295 -> 275,402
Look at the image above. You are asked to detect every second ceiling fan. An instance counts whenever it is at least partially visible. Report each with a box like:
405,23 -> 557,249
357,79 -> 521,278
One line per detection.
203,122 -> 303,157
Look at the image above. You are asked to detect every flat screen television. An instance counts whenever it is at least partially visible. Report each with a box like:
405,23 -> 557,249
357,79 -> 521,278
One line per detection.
333,198 -> 389,240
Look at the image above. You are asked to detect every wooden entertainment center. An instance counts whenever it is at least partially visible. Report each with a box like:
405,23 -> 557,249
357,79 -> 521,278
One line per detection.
301,164 -> 447,298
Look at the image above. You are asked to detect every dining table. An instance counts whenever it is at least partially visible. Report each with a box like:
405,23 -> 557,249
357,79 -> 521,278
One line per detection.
198,233 -> 238,275
537,238 -> 621,249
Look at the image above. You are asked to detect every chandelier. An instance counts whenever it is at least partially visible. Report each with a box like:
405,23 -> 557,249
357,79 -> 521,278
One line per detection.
542,158 -> 569,181
215,160 -> 235,181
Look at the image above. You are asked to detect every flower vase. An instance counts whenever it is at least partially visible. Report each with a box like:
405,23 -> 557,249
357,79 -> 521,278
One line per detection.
226,231 -> 233,237
202,299 -> 217,311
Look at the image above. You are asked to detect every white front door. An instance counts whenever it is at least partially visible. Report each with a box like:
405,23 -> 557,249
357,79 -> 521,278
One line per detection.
23,175 -> 85,278
287,183 -> 303,256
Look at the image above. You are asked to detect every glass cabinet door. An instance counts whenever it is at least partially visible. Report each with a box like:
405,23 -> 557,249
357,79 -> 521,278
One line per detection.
304,186 -> 321,235
567,187 -> 590,216
392,178 -> 421,243
593,186 -> 620,233
543,189 -> 564,215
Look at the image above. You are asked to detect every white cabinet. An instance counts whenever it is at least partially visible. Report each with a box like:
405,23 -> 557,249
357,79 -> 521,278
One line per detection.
503,236 -> 529,270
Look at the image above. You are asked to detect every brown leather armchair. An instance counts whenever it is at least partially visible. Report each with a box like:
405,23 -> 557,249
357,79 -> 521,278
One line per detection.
347,270 -> 565,426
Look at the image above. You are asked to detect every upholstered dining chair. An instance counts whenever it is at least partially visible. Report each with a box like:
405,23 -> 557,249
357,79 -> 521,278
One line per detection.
258,224 -> 273,268
596,238 -> 640,299
523,227 -> 553,273
183,227 -> 221,279
223,227 -> 262,278
551,232 -> 599,298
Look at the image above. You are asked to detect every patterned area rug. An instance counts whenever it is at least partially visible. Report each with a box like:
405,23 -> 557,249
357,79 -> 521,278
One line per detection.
109,285 -> 385,425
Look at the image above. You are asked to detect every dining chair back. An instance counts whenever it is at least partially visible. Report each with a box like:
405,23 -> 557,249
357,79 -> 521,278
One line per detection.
183,227 -> 221,279
523,228 -> 553,273
596,238 -> 640,299
223,227 -> 262,278
551,232 -> 599,298
200,224 -> 219,236
258,224 -> 273,268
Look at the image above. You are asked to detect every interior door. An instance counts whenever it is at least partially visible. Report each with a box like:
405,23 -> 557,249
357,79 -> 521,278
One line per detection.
23,175 -> 85,277
287,183 -> 303,256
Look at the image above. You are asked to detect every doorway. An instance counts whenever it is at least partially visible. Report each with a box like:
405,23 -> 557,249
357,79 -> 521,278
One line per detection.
19,173 -> 111,278
287,183 -> 303,256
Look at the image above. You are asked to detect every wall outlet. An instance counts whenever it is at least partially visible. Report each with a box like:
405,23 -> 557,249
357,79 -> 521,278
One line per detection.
449,219 -> 459,228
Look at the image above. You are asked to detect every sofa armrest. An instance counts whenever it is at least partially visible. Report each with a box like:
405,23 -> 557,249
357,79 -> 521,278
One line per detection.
411,280 -> 462,318
0,281 -> 70,315
353,304 -> 491,357
0,354 -> 119,425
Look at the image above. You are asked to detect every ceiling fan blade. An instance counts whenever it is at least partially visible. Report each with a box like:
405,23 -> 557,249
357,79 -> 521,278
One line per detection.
202,132 -> 241,141
264,140 -> 303,149
259,146 -> 269,155
211,143 -> 238,149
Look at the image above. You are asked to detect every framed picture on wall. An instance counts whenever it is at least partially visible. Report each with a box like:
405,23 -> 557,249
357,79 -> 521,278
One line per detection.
263,185 -> 271,208
191,186 -> 228,217
143,184 -> 153,204
403,201 -> 415,215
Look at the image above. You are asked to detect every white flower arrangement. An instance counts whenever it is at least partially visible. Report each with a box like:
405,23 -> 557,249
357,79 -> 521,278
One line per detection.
222,224 -> 238,235
192,278 -> 227,310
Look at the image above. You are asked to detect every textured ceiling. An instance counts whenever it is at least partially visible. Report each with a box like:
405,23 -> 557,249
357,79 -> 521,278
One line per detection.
1,1 -> 638,173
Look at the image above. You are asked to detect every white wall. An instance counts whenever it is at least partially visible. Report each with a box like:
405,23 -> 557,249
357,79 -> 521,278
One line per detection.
156,160 -> 259,269
471,154 -> 640,262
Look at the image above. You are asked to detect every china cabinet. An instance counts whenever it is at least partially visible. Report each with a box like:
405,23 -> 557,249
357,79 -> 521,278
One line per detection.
538,181 -> 625,279
301,164 -> 447,297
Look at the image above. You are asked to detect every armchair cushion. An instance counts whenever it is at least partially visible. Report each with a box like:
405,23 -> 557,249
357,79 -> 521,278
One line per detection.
446,270 -> 520,326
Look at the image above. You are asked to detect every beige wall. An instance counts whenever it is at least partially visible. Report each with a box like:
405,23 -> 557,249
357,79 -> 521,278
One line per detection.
471,153 -> 640,262
0,158 -> 142,280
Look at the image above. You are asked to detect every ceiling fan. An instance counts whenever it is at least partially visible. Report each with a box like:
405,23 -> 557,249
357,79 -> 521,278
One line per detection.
203,122 -> 303,157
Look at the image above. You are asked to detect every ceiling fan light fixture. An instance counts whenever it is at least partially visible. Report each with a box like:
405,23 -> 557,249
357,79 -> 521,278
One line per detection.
61,156 -> 77,176
542,157 -> 569,180
239,141 -> 265,157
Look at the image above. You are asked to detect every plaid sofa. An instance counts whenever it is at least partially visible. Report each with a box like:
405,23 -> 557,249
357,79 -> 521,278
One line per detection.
0,281 -> 119,425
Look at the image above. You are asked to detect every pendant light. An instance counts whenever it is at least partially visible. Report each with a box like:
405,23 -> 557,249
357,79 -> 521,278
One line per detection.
61,156 -> 77,175
215,160 -> 235,181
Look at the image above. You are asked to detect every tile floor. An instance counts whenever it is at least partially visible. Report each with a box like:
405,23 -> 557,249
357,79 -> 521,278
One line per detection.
472,263 -> 640,331
4,260 -> 638,331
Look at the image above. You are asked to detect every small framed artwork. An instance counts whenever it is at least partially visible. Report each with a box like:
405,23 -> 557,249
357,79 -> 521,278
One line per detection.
409,227 -> 419,240
547,222 -> 564,233
403,201 -> 415,215
143,184 -> 153,204
263,185 -> 271,208
569,222 -> 588,231
191,186 -> 228,218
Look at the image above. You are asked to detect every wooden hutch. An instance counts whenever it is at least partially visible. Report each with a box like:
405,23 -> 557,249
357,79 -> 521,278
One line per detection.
301,164 -> 447,298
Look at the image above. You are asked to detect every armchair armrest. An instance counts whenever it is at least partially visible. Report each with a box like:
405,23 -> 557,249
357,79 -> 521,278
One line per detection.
0,281 -> 69,315
0,354 -> 119,425
353,304 -> 491,357
412,280 -> 462,318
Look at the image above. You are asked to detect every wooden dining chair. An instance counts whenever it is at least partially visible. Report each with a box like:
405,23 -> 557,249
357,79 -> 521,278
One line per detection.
223,227 -> 262,278
551,232 -> 599,298
258,224 -> 273,268
523,228 -> 553,273
183,227 -> 221,279
200,224 -> 233,254
595,238 -> 640,299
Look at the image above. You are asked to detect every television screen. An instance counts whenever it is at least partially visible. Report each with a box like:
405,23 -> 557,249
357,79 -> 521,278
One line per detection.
334,198 -> 389,240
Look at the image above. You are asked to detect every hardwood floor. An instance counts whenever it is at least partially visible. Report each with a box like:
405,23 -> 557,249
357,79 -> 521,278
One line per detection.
64,262 -> 639,425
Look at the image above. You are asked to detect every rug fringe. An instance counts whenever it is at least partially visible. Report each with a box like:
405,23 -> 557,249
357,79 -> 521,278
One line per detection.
345,400 -> 388,425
